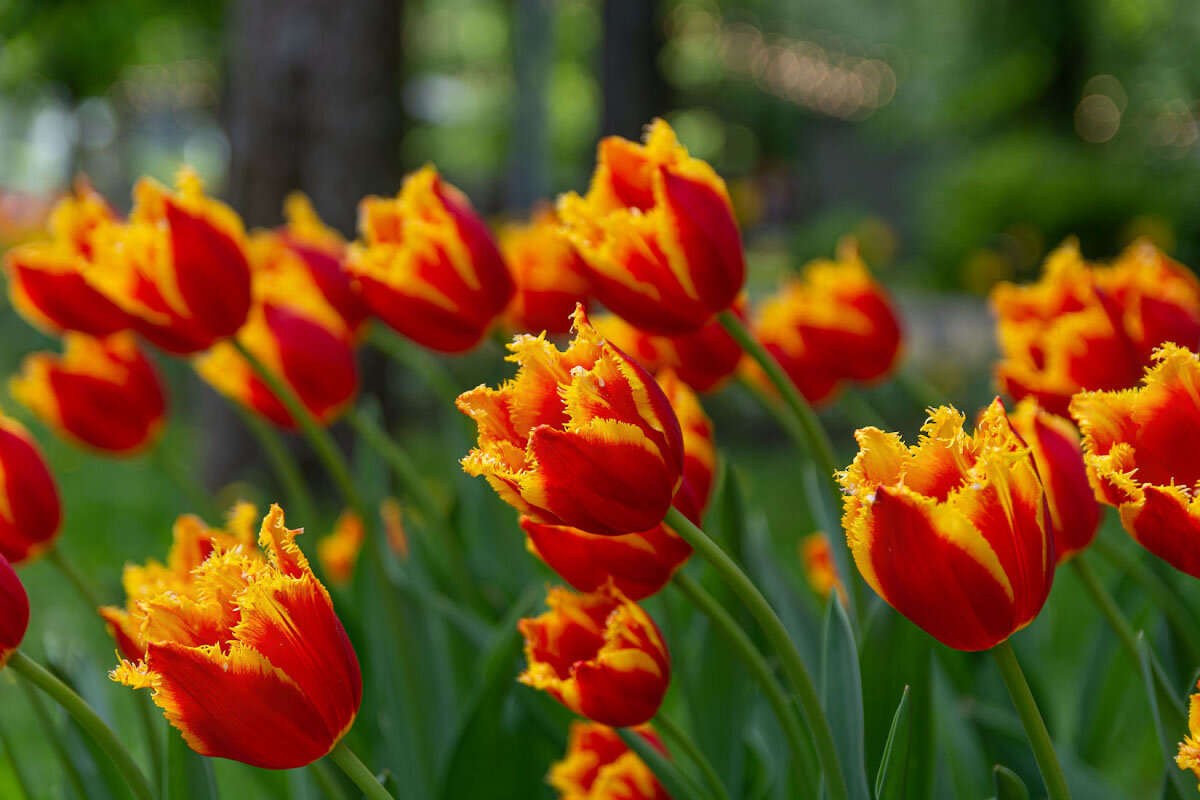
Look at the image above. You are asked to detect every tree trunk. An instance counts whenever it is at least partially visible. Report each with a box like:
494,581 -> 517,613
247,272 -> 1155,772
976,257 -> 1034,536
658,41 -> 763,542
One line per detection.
602,0 -> 667,140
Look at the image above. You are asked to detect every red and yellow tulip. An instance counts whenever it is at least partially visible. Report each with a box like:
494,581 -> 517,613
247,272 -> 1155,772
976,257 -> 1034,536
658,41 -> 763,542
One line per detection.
501,207 -> 591,336
838,399 -> 1054,651
110,505 -> 361,769
549,722 -> 670,800
458,305 -> 684,536
1071,344 -> 1200,578
347,166 -> 514,352
1177,682 -> 1200,788
593,311 -> 743,394
800,533 -> 846,604
0,554 -> 28,668
558,119 -> 744,335
317,509 -> 365,586
0,415 -> 62,565
12,332 -> 167,455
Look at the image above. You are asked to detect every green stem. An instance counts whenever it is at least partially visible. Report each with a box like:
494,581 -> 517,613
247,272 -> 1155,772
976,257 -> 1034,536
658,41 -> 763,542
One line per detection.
617,728 -> 711,800
327,740 -> 398,800
19,678 -> 91,800
152,446 -> 219,522
134,691 -> 164,786
1071,555 -> 1139,661
234,404 -> 318,527
894,369 -> 945,411
369,325 -> 462,407
309,758 -> 351,800
654,714 -> 732,800
838,387 -> 888,430
343,407 -> 445,527
0,713 -> 33,800
672,572 -> 817,793
664,507 -> 850,800
8,651 -> 156,800
45,547 -> 105,610
990,642 -> 1072,800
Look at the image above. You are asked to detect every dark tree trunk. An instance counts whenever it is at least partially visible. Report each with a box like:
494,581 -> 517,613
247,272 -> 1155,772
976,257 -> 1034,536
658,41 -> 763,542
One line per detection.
601,0 -> 667,139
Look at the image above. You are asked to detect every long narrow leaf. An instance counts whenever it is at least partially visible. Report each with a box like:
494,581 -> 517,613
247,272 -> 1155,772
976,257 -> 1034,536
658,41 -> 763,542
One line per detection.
874,686 -> 911,800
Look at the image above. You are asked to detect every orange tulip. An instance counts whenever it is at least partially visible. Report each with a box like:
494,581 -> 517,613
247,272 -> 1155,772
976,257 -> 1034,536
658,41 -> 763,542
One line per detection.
458,305 -> 684,536
1071,344 -> 1200,578
3,180 -> 131,337
549,722 -> 670,800
800,533 -> 846,604
593,310 -> 743,394
520,584 -> 670,727
838,399 -> 1054,651
12,332 -> 167,455
347,166 -> 514,352
110,505 -> 361,769
501,207 -> 591,336
1177,682 -> 1200,788
991,238 -> 1200,416
0,415 -> 62,565
523,370 -> 713,599
0,554 -> 29,667
317,509 -> 365,586
752,241 -> 902,405
1009,399 -> 1099,562
86,169 -> 253,354
559,119 -> 745,335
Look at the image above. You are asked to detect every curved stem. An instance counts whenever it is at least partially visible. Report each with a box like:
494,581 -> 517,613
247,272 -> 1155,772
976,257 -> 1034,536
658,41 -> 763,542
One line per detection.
1071,555 -> 1139,661
8,650 -> 157,800
20,677 -> 91,800
654,713 -> 732,800
234,404 -> 318,526
327,740 -> 398,800
152,446 -> 219,522
617,727 -> 711,800
664,507 -> 850,800
344,407 -> 445,527
45,547 -> 106,610
308,758 -> 351,800
672,572 -> 817,792
369,325 -> 462,408
990,641 -> 1072,800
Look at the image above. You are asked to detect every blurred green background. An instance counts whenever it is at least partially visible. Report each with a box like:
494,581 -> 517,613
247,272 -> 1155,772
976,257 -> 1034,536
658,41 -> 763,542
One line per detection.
2,1 -> 1200,798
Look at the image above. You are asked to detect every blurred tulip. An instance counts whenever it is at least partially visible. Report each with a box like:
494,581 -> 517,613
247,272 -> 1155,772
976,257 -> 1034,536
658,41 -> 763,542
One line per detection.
12,332 -> 167,455
559,119 -> 744,335
458,305 -> 684,536
1177,683 -> 1200,788
593,309 -> 744,393
3,180 -> 131,337
1009,399 -> 1099,563
0,415 -> 62,565
519,584 -> 669,726
751,240 -> 902,406
838,399 -> 1054,651
549,722 -> 670,800
84,169 -> 253,354
800,533 -> 846,604
380,497 -> 409,559
991,238 -> 1200,416
501,206 -> 591,336
1072,345 -> 1200,578
317,509 -> 365,586
111,505 -> 362,769
347,166 -> 514,352
0,554 -> 29,667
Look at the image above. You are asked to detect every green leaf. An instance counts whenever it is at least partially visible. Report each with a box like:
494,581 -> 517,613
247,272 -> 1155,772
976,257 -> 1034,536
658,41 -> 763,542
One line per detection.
617,728 -> 712,800
874,686 -> 911,800
1135,633 -> 1193,798
822,592 -> 872,800
993,765 -> 1029,800
163,729 -> 218,800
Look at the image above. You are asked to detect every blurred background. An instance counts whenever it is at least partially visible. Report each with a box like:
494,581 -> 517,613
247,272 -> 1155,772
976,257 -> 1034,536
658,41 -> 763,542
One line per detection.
1,1 -> 1199,798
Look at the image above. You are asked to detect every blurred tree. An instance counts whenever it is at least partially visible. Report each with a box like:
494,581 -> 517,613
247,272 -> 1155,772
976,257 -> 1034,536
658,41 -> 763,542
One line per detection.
602,0 -> 668,138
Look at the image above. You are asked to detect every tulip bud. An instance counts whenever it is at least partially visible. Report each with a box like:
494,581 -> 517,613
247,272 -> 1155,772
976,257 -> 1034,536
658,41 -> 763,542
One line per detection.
458,305 -> 684,536
347,166 -> 514,352
559,119 -> 745,335
501,207 -> 591,336
1072,344 -> 1200,578
549,722 -> 670,800
0,554 -> 29,668
519,584 -> 670,727
838,399 -> 1054,651
110,505 -> 362,769
0,416 -> 62,565
12,332 -> 167,455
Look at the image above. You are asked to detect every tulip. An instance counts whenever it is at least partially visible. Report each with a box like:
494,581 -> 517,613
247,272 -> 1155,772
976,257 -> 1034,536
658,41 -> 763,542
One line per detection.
751,241 -> 902,405
1177,682 -> 1200,788
317,510 -> 365,586
11,332 -> 167,455
3,180 -> 131,337
110,505 -> 362,769
991,238 -> 1200,416
1071,344 -> 1200,578
800,533 -> 846,604
501,207 -> 591,336
346,166 -> 514,352
458,305 -> 684,536
837,399 -> 1054,651
0,554 -> 29,667
593,310 -> 743,393
549,722 -> 670,800
519,584 -> 670,727
0,415 -> 62,565
1009,399 -> 1099,562
558,119 -> 745,335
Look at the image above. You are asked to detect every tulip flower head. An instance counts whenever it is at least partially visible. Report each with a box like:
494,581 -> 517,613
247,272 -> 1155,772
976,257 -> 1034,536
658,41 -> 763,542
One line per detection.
558,118 -> 745,335
12,332 -> 167,455
838,399 -> 1054,651
1072,345 -> 1200,578
593,311 -> 744,394
800,533 -> 847,604
0,554 -> 29,668
347,166 -> 514,352
0,415 -> 62,565
1177,682 -> 1200,788
520,584 -> 670,727
992,238 -> 1200,416
1009,399 -> 1100,562
110,505 -> 362,769
317,509 -> 365,586
501,207 -> 591,336
549,722 -> 670,800
458,305 -> 684,536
